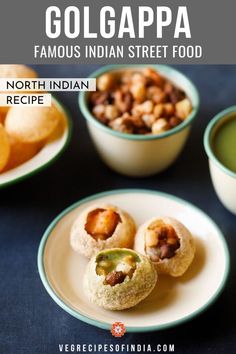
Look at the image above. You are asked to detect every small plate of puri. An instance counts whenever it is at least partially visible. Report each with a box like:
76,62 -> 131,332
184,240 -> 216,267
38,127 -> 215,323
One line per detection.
0,65 -> 71,188
38,189 -> 229,332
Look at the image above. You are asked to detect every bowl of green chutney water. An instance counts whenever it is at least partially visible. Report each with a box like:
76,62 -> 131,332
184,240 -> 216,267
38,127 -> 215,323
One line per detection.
204,106 -> 236,214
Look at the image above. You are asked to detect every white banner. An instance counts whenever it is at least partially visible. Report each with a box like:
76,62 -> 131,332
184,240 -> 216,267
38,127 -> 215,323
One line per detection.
0,78 -> 96,91
0,93 -> 52,106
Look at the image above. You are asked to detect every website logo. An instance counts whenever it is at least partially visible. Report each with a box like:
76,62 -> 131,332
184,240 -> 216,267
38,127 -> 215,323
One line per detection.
111,322 -> 126,337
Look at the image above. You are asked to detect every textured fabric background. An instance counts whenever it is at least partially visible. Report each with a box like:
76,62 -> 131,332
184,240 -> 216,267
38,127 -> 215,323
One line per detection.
0,65 -> 235,354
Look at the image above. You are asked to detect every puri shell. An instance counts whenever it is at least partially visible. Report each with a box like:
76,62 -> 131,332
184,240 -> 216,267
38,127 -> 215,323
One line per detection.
134,216 -> 195,277
0,65 -> 37,80
0,65 -> 38,115
2,136 -> 43,172
70,204 -> 136,258
5,104 -> 62,143
83,248 -> 157,310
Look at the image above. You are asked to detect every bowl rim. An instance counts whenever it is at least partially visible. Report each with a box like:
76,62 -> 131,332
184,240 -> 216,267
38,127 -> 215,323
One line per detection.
79,64 -> 200,141
37,188 -> 230,333
204,105 -> 236,179
0,95 -> 73,189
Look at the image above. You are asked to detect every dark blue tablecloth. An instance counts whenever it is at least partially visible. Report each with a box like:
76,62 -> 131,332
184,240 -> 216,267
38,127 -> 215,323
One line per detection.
0,65 -> 236,354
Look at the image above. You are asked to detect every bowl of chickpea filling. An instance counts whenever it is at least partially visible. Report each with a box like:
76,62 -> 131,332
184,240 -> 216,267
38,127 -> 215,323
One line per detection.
79,65 -> 199,177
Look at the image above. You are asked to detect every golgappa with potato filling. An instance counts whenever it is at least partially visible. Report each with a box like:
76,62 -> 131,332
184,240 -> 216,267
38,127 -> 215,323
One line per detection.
70,204 -> 136,258
83,248 -> 157,310
134,217 -> 195,277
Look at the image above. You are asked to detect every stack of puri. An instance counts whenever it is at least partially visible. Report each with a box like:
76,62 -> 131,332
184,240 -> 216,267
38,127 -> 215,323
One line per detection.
0,65 -> 65,173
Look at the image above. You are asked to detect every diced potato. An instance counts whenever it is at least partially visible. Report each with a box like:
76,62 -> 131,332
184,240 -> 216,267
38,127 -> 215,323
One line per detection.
97,73 -> 114,91
145,230 -> 158,247
116,262 -> 132,274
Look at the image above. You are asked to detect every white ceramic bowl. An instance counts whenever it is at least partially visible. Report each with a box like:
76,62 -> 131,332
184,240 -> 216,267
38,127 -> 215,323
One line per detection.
204,106 -> 236,214
79,65 -> 199,177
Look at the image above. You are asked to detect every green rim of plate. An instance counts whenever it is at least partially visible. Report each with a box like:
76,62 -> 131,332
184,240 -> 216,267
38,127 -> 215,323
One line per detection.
79,64 -> 200,141
0,96 -> 73,189
204,105 -> 236,179
37,189 -> 230,333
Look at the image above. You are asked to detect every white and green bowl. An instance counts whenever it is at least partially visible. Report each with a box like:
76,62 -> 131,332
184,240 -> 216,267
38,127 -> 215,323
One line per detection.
79,65 -> 199,177
204,106 -> 236,214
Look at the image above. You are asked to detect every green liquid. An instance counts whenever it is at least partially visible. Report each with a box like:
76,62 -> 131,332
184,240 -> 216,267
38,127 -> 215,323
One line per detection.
213,116 -> 236,173
96,249 -> 140,264
96,249 -> 140,275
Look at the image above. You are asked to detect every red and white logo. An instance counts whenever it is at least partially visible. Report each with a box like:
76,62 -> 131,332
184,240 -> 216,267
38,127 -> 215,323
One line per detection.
111,322 -> 126,337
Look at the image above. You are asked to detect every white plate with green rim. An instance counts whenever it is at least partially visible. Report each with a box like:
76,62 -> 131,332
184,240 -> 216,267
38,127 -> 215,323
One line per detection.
0,97 -> 72,189
38,189 -> 230,332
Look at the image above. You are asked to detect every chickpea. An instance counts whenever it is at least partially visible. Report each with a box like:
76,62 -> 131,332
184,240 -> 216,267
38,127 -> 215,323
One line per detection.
163,103 -> 175,117
131,72 -> 147,85
169,117 -> 182,128
143,68 -> 165,87
147,86 -> 166,104
130,82 -> 146,102
142,114 -> 156,128
97,73 -> 114,91
132,100 -> 153,116
104,105 -> 120,120
109,117 -> 133,134
114,90 -> 133,113
176,98 -> 192,120
152,118 -> 169,134
105,271 -> 126,286
153,104 -> 164,119
121,84 -> 130,94
141,100 -> 154,114
120,71 -> 133,85
90,91 -> 109,105
164,82 -> 174,94
92,104 -> 106,122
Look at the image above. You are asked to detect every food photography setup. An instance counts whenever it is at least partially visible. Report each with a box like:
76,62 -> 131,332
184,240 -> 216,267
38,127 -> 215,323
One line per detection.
0,63 -> 235,354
